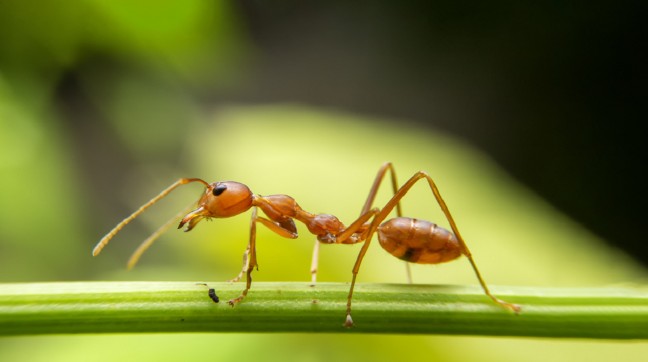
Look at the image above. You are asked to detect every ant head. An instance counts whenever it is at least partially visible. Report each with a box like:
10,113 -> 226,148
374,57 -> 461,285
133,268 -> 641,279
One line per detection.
178,181 -> 254,231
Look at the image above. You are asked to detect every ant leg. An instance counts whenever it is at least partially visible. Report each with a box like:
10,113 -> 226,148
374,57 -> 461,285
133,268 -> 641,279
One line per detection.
414,173 -> 521,313
344,214 -> 382,327
229,207 -> 259,306
335,208 -> 379,243
360,162 -> 402,216
229,214 -> 297,283
227,244 -> 250,283
228,214 -> 297,292
310,240 -> 320,285
257,213 -> 319,284
256,217 -> 298,239
227,214 -> 297,286
308,163 -> 404,291
360,163 -> 411,283
308,207 -> 379,288
345,171 -> 520,327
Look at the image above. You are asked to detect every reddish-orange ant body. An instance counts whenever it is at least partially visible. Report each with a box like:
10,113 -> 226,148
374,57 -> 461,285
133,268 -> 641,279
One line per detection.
93,162 -> 520,327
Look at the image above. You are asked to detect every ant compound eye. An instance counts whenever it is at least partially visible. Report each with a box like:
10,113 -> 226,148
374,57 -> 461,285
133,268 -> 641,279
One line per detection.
213,184 -> 227,196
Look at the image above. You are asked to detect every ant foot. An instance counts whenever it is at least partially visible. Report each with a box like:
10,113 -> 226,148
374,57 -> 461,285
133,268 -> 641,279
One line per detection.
495,298 -> 521,314
343,314 -> 354,328
228,296 -> 244,306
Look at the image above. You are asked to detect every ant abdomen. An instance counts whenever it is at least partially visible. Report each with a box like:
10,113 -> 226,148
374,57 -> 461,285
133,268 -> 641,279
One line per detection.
377,217 -> 462,264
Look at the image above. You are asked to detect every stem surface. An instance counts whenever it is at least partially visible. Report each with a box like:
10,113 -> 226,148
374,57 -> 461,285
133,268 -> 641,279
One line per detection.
1,282 -> 647,338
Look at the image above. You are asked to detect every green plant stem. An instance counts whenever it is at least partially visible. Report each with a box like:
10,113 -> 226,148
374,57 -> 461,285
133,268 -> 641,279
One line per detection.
1,282 -> 647,338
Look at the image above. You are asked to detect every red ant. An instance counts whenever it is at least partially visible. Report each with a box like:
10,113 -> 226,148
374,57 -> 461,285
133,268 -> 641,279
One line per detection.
92,162 -> 520,327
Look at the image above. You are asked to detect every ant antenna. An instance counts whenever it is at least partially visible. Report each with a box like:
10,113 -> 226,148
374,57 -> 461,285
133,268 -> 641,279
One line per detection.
92,178 -> 209,257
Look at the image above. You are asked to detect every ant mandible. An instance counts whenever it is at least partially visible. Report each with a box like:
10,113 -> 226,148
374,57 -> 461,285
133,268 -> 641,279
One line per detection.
92,162 -> 521,327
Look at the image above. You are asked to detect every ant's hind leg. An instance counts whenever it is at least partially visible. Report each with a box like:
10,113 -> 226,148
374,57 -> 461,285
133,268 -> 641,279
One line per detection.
381,171 -> 520,313
415,172 -> 521,313
345,171 -> 521,326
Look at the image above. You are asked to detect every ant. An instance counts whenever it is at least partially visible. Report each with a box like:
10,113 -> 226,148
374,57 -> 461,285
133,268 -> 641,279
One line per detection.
92,162 -> 520,327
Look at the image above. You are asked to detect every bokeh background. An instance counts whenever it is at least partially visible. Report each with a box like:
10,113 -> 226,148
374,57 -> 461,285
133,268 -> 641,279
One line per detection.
0,1 -> 646,361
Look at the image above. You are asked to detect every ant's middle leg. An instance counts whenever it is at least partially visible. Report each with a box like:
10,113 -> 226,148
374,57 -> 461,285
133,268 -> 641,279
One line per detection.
308,206 -> 378,286
309,162 -> 408,285
310,240 -> 319,285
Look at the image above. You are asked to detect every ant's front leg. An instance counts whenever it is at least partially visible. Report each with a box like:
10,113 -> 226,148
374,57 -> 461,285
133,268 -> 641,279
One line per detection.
226,207 -> 298,305
228,207 -> 259,306
227,244 -> 250,283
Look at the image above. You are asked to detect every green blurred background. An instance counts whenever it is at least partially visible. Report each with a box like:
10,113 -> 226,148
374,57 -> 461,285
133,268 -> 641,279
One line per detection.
0,1 -> 646,361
